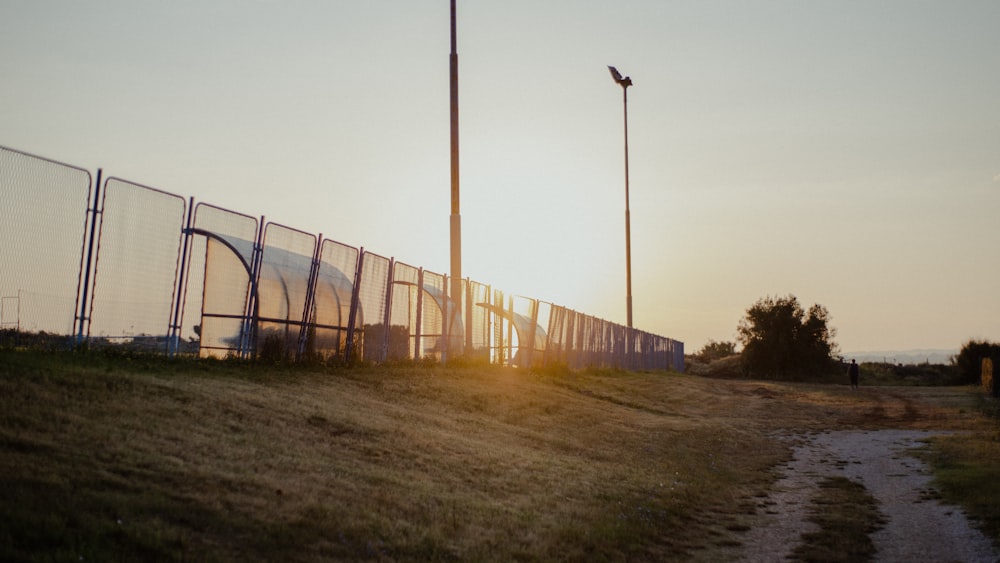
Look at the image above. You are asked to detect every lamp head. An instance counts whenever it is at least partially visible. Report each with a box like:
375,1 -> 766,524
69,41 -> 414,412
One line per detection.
608,65 -> 632,88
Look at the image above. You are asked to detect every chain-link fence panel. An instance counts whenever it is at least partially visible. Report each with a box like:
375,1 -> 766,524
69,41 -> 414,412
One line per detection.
571,312 -> 585,367
389,262 -> 420,361
466,280 -> 491,361
256,223 -> 316,361
593,317 -> 609,368
310,238 -> 358,362
634,331 -> 650,370
508,296 -> 538,368
527,301 -> 550,369
568,310 -> 582,368
613,323 -> 625,367
616,325 -> 629,369
650,333 -> 663,370
657,335 -> 669,370
593,317 -> 607,367
0,146 -> 91,346
651,335 -> 664,371
355,252 -> 391,363
489,289 -> 506,365
543,305 -> 568,367
448,277 -> 466,358
613,324 -> 627,369
587,315 -> 602,368
87,178 -> 186,351
665,336 -> 679,371
607,323 -> 619,368
653,334 -> 673,371
579,314 -> 591,366
419,270 -> 446,361
556,307 -> 575,367
190,204 -> 259,358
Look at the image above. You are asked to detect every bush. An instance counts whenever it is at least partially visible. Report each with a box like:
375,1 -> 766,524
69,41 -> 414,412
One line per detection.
696,340 -> 738,362
953,340 -> 1000,386
856,362 -> 958,386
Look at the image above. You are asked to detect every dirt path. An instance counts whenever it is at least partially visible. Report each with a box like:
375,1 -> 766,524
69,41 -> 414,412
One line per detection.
738,429 -> 999,562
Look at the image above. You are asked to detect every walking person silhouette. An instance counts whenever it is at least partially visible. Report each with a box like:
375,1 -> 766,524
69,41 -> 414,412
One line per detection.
848,359 -> 860,390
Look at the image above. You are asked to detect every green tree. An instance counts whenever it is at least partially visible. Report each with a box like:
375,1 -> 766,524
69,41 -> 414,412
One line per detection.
737,294 -> 838,379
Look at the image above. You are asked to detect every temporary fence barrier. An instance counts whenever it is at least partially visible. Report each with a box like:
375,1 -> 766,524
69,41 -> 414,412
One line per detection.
85,178 -> 187,349
0,144 -> 683,370
0,146 -> 91,345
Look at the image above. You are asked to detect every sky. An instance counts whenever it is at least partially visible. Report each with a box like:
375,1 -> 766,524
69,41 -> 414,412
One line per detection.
2,0 -> 999,354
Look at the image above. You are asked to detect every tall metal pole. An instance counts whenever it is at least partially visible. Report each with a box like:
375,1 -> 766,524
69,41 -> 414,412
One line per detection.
623,85 -> 632,329
609,66 -> 633,329
449,0 -> 463,355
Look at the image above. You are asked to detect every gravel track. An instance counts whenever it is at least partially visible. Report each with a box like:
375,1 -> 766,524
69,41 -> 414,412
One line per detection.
738,429 -> 999,562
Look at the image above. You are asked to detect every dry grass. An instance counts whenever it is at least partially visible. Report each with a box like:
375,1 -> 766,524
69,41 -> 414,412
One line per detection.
791,477 -> 885,562
0,351 -> 995,561
919,396 -> 1000,549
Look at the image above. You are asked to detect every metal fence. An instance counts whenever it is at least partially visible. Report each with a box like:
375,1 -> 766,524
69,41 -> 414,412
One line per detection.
0,144 -> 684,370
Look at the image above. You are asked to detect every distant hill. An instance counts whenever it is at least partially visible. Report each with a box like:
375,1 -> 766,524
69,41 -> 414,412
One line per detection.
843,349 -> 957,365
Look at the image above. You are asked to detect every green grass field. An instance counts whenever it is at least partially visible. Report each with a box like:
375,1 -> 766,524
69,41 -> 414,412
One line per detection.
1,350 -> 996,561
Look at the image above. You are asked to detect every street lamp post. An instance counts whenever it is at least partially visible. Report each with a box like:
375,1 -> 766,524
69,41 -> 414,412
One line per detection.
608,66 -> 633,329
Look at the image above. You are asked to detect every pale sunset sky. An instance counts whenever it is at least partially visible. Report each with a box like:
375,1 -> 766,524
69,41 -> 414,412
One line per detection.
2,1 -> 998,354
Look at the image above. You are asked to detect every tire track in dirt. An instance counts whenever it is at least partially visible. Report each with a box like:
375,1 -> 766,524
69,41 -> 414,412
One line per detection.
866,389 -> 922,425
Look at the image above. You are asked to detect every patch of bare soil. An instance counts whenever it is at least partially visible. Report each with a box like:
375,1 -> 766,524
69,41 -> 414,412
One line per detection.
738,429 -> 999,562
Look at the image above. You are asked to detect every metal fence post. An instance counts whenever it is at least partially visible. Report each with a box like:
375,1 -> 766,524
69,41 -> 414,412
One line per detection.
380,258 -> 394,363
464,278 -> 472,356
492,289 -> 504,365
542,305 -> 556,367
506,294 -> 514,367
526,298 -> 538,368
239,216 -> 265,359
345,249 -> 365,364
441,273 -> 449,363
75,168 -> 102,345
414,267 -> 424,360
167,196 -> 195,356
297,234 -> 323,361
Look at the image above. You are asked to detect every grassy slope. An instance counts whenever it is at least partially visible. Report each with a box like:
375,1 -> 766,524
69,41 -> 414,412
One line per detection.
0,351 -> 994,561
